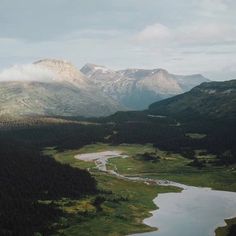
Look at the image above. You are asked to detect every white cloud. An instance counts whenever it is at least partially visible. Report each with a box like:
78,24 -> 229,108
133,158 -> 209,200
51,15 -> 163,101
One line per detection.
0,64 -> 56,82
135,23 -> 171,42
135,22 -> 236,45
131,20 -> 236,80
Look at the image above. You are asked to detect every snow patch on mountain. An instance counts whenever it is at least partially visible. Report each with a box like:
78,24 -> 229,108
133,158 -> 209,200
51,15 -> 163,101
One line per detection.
81,63 -> 210,110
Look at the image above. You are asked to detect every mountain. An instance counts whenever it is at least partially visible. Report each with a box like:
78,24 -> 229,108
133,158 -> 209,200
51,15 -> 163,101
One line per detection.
99,79 -> 236,167
148,80 -> 236,120
34,59 -> 91,88
0,59 -> 211,118
0,59 -> 123,117
81,64 -> 209,110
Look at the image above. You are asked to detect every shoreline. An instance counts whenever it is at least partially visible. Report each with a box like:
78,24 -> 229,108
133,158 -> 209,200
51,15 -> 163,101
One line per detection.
215,217 -> 236,236
46,145 -> 236,236
75,149 -> 236,236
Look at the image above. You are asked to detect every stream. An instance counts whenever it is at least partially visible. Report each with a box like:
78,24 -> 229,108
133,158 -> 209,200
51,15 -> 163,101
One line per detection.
75,151 -> 236,236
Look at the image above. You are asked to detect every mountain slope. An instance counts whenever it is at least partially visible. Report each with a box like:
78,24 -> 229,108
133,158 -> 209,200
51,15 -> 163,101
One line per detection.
81,64 -> 210,110
0,81 -> 122,117
148,80 -> 236,120
0,59 -> 123,117
34,59 -> 91,88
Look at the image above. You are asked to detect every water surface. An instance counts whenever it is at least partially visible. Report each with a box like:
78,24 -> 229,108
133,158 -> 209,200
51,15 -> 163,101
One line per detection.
75,151 -> 236,236
133,185 -> 236,236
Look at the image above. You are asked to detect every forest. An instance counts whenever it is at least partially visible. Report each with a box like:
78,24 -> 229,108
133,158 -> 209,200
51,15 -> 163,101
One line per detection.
0,109 -> 235,235
0,124 -> 101,236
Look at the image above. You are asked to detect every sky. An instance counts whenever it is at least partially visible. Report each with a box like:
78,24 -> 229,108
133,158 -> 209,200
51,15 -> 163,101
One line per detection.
0,0 -> 236,80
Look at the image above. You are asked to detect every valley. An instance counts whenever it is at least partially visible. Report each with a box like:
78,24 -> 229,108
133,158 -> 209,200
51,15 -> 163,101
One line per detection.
1,1 -> 236,235
45,143 -> 236,236
44,144 -> 180,236
0,78 -> 235,236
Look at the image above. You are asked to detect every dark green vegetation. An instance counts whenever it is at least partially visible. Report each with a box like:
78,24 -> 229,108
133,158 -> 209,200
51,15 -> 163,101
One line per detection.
100,80 -> 236,166
0,80 -> 235,235
0,125 -> 178,236
149,79 -> 236,119
215,217 -> 236,236
0,121 -> 107,236
0,137 -> 97,236
107,146 -> 236,191
45,145 -> 180,236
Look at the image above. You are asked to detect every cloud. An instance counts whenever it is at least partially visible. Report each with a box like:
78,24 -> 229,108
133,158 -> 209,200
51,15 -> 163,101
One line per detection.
0,64 -> 56,82
135,22 -> 236,45
177,23 -> 236,45
0,0 -> 235,81
135,23 -> 171,42
65,29 -> 124,40
199,0 -> 229,15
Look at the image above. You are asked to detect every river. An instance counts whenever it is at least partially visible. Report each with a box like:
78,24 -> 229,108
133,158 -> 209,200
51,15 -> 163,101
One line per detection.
75,151 -> 236,236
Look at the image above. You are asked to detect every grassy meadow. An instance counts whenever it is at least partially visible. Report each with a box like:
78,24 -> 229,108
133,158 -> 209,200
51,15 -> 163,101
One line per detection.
45,144 -> 180,236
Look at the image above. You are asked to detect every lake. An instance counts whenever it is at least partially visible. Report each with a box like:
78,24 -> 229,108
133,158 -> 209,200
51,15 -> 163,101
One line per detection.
75,151 -> 236,236
132,184 -> 236,236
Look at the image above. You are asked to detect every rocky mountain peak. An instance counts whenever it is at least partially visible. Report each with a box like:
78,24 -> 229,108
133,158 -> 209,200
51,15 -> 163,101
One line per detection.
81,63 -> 112,77
81,63 -> 210,110
35,59 -> 89,87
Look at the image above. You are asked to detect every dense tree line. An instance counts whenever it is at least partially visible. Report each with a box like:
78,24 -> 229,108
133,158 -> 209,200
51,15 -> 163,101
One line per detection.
104,112 -> 236,164
0,132 -> 98,235
0,111 -> 235,235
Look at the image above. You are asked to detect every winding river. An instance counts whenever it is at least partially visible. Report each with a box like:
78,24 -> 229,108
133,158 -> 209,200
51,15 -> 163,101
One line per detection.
75,151 -> 236,236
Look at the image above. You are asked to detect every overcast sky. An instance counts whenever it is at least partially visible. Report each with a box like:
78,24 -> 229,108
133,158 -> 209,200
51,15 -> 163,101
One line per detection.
0,0 -> 236,80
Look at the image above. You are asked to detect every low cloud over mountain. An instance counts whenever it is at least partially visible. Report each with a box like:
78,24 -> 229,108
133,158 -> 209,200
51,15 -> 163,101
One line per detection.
0,64 -> 56,82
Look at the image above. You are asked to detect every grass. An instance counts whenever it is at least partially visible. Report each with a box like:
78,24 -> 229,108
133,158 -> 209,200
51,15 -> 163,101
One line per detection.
45,143 -> 236,236
54,174 -> 179,236
103,145 -> 236,192
46,143 -> 236,192
110,156 -> 236,192
45,144 -> 180,236
44,147 -> 96,170
185,133 -> 207,139
215,217 -> 236,236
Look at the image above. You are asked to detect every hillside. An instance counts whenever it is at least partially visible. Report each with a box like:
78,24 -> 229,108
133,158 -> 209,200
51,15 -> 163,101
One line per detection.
0,59 -> 123,117
0,81 -> 122,117
149,80 -> 236,120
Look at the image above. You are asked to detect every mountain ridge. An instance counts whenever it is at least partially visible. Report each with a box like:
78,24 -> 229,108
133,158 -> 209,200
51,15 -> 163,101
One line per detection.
148,79 -> 236,120
0,59 -> 124,117
81,63 -> 210,109
0,58 -> 212,117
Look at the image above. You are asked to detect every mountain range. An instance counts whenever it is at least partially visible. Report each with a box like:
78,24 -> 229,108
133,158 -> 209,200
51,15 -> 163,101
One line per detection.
0,59 -> 209,117
81,63 -> 209,109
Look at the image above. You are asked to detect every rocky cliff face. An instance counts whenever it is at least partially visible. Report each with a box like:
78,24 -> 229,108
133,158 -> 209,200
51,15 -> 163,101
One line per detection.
81,64 -> 210,109
34,59 -> 91,88
0,58 -> 211,118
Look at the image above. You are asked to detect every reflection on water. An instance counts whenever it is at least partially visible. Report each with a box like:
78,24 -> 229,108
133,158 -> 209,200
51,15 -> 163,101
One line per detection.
75,151 -> 236,236
132,186 -> 236,236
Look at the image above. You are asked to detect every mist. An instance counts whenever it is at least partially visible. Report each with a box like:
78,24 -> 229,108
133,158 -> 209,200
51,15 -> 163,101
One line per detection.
0,64 -> 57,82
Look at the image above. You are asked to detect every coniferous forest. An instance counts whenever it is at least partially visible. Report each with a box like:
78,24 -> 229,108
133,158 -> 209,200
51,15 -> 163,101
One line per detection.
0,108 -> 235,235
